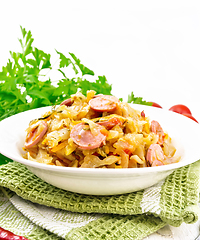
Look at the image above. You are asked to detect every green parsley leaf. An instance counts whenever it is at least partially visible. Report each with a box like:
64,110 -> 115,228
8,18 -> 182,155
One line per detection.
127,92 -> 151,106
69,52 -> 94,76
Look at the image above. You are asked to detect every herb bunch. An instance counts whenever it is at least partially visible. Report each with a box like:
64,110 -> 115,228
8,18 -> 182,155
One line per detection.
0,26 -> 112,122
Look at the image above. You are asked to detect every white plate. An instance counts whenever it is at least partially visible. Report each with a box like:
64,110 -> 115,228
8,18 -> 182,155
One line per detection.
0,104 -> 200,195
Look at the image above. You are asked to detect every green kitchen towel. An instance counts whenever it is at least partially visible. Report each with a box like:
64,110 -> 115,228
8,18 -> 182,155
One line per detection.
0,160 -> 200,239
0,188 -> 165,240
0,189 -> 63,240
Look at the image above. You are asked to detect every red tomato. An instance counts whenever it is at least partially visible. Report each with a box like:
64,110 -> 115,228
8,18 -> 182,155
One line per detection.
169,104 -> 192,115
149,102 -> 162,108
182,113 -> 198,123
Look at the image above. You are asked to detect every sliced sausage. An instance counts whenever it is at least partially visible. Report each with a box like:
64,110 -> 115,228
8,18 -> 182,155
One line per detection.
97,117 -> 123,129
70,123 -> 107,150
89,95 -> 119,112
146,143 -> 165,167
60,98 -> 73,106
141,110 -> 145,118
25,121 -> 48,148
150,120 -> 165,145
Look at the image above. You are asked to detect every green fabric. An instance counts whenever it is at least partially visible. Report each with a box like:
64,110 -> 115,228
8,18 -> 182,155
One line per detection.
0,187 -> 165,240
160,163 -> 200,225
0,160 -> 200,239
66,215 -> 164,240
0,190 -> 62,240
0,153 -> 13,165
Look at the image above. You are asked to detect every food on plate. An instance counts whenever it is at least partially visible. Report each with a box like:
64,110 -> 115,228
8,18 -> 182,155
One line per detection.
23,91 -> 180,168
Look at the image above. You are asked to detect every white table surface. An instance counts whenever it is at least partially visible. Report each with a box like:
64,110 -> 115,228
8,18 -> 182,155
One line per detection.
1,1 -> 200,239
147,219 -> 200,239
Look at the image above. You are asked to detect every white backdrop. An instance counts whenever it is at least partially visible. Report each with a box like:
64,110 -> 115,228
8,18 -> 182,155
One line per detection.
1,0 -> 200,121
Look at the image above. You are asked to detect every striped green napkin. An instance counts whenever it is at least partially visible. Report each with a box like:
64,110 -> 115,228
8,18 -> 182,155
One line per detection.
0,160 -> 200,240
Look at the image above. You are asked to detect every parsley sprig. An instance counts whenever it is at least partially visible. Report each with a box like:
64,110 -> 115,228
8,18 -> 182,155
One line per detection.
0,26 -> 112,122
127,92 -> 152,106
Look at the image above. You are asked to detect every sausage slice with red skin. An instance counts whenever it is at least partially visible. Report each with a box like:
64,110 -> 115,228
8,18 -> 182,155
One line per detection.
89,95 -> 120,112
97,117 -> 123,129
60,98 -> 73,106
150,120 -> 165,145
70,123 -> 107,150
25,121 -> 48,149
146,144 -> 165,167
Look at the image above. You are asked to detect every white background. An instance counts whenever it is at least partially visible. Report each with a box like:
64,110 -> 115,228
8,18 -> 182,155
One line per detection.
0,0 -> 200,121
